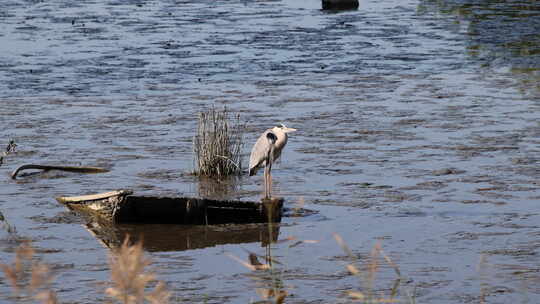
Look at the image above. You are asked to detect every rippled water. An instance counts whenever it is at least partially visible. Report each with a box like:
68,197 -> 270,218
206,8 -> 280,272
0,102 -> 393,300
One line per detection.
1,0 -> 539,303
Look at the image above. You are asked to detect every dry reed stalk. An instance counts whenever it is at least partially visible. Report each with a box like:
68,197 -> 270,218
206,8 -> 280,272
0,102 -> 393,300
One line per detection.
333,234 -> 404,303
256,287 -> 288,304
227,232 -> 320,304
0,241 -> 58,304
193,107 -> 244,177
477,254 -> 490,304
226,246 -> 290,303
106,237 -> 170,304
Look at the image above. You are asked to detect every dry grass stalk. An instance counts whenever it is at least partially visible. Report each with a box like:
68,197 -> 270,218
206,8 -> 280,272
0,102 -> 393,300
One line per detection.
229,230 -> 322,304
225,252 -> 270,271
256,287 -> 288,304
477,254 -> 490,304
0,241 -> 58,304
293,197 -> 305,217
193,107 -> 244,177
333,234 -> 404,303
289,238 -> 319,248
227,247 -> 290,304
106,237 -> 170,304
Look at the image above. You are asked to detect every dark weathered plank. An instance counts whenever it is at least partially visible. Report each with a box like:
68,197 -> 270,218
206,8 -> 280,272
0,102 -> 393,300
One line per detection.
56,190 -> 283,225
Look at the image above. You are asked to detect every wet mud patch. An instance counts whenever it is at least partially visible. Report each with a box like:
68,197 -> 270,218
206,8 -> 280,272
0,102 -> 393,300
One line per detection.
432,168 -> 466,176
383,190 -> 422,203
136,168 -> 186,180
483,248 -> 536,257
445,231 -> 515,242
399,181 -> 448,191
460,200 -> 507,206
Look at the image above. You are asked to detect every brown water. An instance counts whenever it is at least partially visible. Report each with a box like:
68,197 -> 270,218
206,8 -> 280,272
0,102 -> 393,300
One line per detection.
1,0 -> 539,303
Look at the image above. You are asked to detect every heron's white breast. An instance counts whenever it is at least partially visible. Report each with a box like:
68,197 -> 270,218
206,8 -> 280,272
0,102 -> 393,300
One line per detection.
271,129 -> 288,161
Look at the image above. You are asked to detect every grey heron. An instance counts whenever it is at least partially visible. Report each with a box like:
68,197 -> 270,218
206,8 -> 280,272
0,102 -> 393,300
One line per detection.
249,124 -> 297,198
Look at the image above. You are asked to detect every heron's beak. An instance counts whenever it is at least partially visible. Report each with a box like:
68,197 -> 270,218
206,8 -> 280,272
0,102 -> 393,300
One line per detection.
284,127 -> 297,133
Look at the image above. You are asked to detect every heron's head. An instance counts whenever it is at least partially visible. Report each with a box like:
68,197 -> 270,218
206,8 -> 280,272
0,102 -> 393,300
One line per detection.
275,123 -> 297,133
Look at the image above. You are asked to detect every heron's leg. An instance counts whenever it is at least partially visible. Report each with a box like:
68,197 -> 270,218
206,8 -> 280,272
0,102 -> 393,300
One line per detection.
268,171 -> 272,198
264,165 -> 269,198
267,162 -> 273,199
267,172 -> 271,198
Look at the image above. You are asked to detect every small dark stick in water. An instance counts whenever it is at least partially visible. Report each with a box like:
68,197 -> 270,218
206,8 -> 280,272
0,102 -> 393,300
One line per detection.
11,164 -> 109,179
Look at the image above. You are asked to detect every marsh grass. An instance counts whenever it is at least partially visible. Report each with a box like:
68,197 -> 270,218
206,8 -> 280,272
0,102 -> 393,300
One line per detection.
334,233 -> 409,303
0,241 -> 57,304
228,219 -> 410,304
226,232 -> 289,303
226,215 -> 321,304
0,225 -> 416,304
0,237 -> 170,304
106,237 -> 171,304
193,107 -> 244,177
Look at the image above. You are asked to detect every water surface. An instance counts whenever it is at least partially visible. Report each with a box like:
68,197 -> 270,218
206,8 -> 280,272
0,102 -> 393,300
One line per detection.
1,0 -> 539,303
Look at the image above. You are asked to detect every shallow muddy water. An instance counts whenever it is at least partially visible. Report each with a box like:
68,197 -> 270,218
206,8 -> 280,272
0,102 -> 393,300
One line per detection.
1,0 -> 539,303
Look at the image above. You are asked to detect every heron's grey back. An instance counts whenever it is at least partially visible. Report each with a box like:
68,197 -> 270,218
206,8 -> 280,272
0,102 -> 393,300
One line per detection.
249,129 -> 272,175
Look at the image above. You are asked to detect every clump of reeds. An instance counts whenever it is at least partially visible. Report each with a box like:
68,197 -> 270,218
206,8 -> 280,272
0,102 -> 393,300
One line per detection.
193,107 -> 244,177
0,241 -> 58,304
106,236 -> 171,304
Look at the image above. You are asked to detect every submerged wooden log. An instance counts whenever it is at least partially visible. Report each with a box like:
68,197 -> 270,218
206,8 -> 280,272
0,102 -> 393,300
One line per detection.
11,164 -> 109,179
56,190 -> 283,225
322,0 -> 359,10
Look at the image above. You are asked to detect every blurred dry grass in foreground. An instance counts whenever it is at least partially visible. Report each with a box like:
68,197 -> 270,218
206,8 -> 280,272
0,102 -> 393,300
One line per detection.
227,229 -> 414,304
0,233 -> 417,304
106,237 -> 171,304
0,241 -> 57,304
0,238 -> 170,304
334,233 -> 408,303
